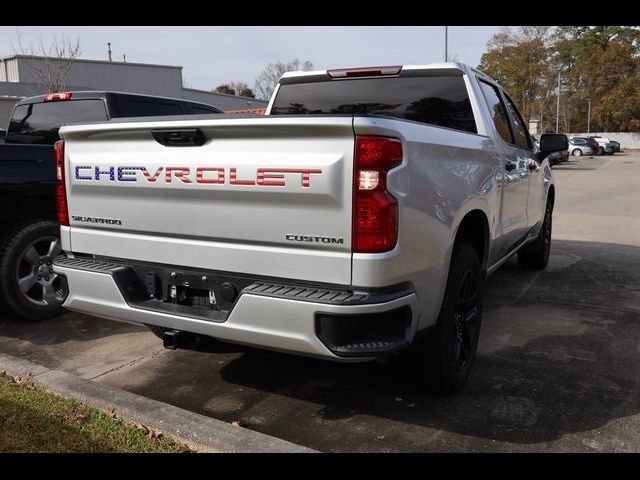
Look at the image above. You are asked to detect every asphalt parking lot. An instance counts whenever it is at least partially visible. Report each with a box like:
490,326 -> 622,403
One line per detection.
1,152 -> 639,452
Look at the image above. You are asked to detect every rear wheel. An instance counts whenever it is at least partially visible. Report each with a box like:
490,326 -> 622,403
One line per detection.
598,147 -> 605,156
572,149 -> 582,156
518,198 -> 553,270
0,221 -> 66,320
411,244 -> 483,395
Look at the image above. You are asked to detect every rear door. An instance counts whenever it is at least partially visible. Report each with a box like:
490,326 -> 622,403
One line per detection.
477,80 -> 530,256
61,116 -> 355,285
502,93 -> 541,230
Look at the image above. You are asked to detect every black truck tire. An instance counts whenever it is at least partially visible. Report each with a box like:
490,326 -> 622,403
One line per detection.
518,199 -> 553,270
0,221 -> 66,321
414,243 -> 484,395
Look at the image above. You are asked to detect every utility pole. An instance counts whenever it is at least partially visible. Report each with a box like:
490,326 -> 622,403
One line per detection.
555,68 -> 561,134
108,42 -> 112,62
587,99 -> 591,135
445,26 -> 448,62
123,54 -> 127,63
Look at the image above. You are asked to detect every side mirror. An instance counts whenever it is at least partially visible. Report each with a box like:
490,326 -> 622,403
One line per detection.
538,134 -> 568,161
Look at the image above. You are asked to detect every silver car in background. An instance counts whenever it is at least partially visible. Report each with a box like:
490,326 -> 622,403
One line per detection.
568,137 -> 594,156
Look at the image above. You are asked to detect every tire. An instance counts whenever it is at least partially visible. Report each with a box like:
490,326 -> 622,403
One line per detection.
572,149 -> 582,157
0,220 -> 66,321
598,147 -> 605,156
412,244 -> 484,395
518,198 -> 553,270
606,151 -> 614,156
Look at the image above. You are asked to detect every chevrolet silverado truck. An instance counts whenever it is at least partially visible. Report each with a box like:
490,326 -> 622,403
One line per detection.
0,91 -> 222,321
53,63 -> 567,393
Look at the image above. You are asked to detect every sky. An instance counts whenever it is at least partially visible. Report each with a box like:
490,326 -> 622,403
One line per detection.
0,26 -> 503,91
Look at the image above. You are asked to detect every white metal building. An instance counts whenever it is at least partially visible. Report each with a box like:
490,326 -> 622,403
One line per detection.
0,55 -> 267,127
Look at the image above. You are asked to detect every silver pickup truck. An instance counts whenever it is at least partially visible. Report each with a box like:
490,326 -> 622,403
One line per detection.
53,63 -> 567,394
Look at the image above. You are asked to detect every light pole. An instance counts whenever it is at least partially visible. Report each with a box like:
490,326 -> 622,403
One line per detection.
555,68 -> 561,134
445,26 -> 448,62
587,99 -> 591,135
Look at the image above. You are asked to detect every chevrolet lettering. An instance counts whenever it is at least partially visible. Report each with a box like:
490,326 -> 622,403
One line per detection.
74,165 -> 323,188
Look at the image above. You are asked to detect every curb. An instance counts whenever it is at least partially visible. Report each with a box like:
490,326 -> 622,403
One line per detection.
0,353 -> 316,453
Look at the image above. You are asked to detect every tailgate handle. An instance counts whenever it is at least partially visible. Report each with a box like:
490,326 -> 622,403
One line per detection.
152,129 -> 205,147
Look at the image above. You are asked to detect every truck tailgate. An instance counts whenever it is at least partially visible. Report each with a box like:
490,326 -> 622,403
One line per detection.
60,116 -> 355,285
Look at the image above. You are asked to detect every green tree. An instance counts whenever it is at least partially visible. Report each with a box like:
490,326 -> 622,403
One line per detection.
213,81 -> 255,98
227,81 -> 255,98
555,26 -> 640,131
479,26 -> 640,133
479,27 -> 555,132
214,84 -> 235,95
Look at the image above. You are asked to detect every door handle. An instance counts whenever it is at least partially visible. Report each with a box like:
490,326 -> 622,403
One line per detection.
152,129 -> 205,147
505,162 -> 516,172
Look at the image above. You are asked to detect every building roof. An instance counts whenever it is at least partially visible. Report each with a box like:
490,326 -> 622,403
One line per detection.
181,87 -> 260,105
0,54 -> 183,70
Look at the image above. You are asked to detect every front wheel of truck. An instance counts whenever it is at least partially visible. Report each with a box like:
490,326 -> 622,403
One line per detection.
412,243 -> 484,395
517,198 -> 553,270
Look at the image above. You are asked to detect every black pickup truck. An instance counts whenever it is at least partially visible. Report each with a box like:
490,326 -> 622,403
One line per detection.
0,91 -> 222,321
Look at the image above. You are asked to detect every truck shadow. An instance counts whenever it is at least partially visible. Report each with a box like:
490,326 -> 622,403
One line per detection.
194,239 -> 640,448
2,238 -> 639,450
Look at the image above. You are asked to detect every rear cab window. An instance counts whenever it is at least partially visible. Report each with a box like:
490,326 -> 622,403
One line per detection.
271,75 -> 477,134
112,99 -> 185,117
6,100 -> 108,145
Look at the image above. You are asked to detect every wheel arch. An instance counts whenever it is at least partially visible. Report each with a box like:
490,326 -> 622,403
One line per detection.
547,184 -> 555,209
452,209 -> 490,271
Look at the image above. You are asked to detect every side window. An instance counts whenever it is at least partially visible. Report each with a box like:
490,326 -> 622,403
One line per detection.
503,94 -> 532,150
478,80 -> 513,145
118,99 -> 184,117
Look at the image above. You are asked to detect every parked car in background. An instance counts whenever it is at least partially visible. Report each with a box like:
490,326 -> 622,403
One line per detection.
568,137 -> 595,156
590,136 -> 615,155
608,139 -> 621,152
0,91 -> 222,321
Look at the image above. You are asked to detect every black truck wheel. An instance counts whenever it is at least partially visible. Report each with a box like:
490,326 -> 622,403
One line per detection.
518,199 -> 553,270
0,221 -> 66,320
413,243 -> 484,395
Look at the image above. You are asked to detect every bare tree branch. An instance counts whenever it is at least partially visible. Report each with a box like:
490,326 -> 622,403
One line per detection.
12,33 -> 81,93
254,59 -> 314,101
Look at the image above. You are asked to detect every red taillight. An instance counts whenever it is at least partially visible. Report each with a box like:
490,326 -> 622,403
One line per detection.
353,136 -> 402,253
328,66 -> 402,78
44,92 -> 72,102
54,140 -> 69,226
